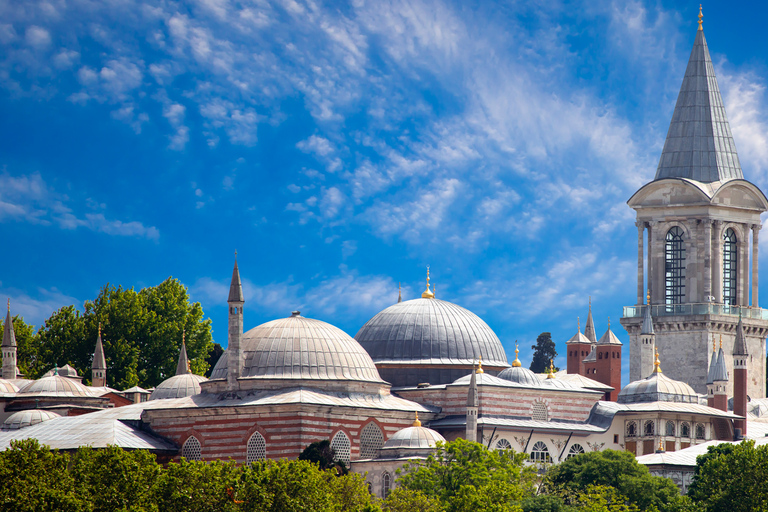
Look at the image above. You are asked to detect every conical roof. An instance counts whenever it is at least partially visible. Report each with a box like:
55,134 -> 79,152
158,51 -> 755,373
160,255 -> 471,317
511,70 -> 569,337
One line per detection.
228,260 -> 244,303
597,324 -> 622,345
655,26 -> 743,183
712,347 -> 728,382
734,314 -> 748,356
584,301 -> 597,343
706,342 -> 718,385
176,341 -> 190,376
3,301 -> 16,348
641,303 -> 655,335
92,328 -> 106,370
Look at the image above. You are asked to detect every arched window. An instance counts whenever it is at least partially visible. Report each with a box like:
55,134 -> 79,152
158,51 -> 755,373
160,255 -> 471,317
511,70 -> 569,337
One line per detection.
382,472 -> 391,498
495,439 -> 512,451
695,423 -> 706,440
644,420 -> 655,436
665,227 -> 686,307
331,431 -> 351,464
530,441 -> 551,463
532,402 -> 548,421
666,421 -> 675,437
680,422 -> 690,438
359,423 -> 384,459
567,444 -> 585,459
246,432 -> 266,463
723,228 -> 738,306
626,421 -> 637,437
182,436 -> 202,461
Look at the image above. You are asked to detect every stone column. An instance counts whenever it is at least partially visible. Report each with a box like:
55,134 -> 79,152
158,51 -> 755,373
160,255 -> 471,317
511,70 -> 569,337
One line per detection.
741,224 -> 750,307
703,220 -> 712,300
752,225 -> 760,307
712,221 -> 723,303
648,222 -> 656,303
637,222 -> 645,305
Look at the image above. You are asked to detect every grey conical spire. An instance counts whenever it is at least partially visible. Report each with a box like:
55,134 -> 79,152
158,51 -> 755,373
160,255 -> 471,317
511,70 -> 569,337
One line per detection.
584,297 -> 597,343
655,23 -> 743,183
706,336 -> 718,385
641,300 -> 655,335
733,312 -> 748,356
712,336 -> 728,382
467,365 -> 478,408
92,324 -> 106,370
2,300 -> 16,348
228,259 -> 244,303
176,332 -> 190,376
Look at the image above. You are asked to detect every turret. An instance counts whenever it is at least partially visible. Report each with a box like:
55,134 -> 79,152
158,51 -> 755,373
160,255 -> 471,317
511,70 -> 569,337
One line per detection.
92,323 -> 107,387
639,292 -> 656,378
176,330 -> 190,376
594,319 -> 623,401
566,316 -> 592,376
733,313 -> 748,437
2,299 -> 18,380
465,362 -> 479,442
711,336 -> 728,412
227,257 -> 245,391
706,335 -> 718,408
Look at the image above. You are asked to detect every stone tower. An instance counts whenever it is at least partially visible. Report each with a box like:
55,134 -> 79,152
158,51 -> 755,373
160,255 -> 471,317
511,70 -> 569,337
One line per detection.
92,323 -> 107,387
227,259 -> 245,391
465,364 -> 478,443
2,300 -> 18,380
594,322 -> 622,401
620,18 -> 768,397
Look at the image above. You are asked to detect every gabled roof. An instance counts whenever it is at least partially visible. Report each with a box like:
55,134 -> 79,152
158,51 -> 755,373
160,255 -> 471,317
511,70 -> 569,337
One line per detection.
655,27 -> 743,183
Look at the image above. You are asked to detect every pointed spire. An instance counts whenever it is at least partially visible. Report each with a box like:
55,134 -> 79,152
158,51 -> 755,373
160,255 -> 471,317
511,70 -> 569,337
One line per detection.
512,341 -> 521,367
397,282 -> 402,303
176,330 -> 190,376
413,411 -> 421,427
584,297 -> 597,343
655,16 -> 743,183
467,361 -> 478,407
421,266 -> 435,299
228,258 -> 245,303
712,340 -> 728,382
641,295 -> 655,335
2,299 -> 16,348
92,322 -> 106,370
707,334 -> 718,384
734,311 -> 749,356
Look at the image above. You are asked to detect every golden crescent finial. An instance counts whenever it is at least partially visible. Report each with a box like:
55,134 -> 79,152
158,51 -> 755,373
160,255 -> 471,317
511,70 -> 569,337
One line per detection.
512,341 -> 521,367
608,316 -> 611,328
422,266 -> 435,298
654,348 -> 662,373
182,328 -> 186,344
413,411 -> 421,427
698,5 -> 703,31
6,298 -> 9,311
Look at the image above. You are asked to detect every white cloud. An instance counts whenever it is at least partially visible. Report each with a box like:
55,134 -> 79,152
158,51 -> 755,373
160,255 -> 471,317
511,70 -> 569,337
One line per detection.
25,25 -> 51,49
0,286 -> 81,328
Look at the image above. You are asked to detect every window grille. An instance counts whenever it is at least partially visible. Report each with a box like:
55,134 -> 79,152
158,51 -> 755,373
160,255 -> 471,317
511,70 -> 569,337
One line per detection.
665,227 -> 686,308
723,228 -> 738,306
681,422 -> 690,438
182,436 -> 202,461
495,438 -> 512,451
666,421 -> 675,437
626,421 -> 637,437
382,472 -> 391,498
359,423 -> 384,459
644,420 -> 655,436
695,423 -> 706,440
331,431 -> 351,463
567,444 -> 585,459
532,402 -> 548,421
246,432 -> 266,463
530,441 -> 551,463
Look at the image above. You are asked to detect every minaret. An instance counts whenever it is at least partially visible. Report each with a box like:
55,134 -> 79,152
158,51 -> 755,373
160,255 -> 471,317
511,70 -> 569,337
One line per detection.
584,297 -> 597,343
706,335 -> 718,408
733,313 -> 748,437
176,330 -> 190,376
2,299 -> 18,380
92,323 -> 107,387
465,362 -> 478,442
638,291 -> 655,380
227,257 -> 245,391
711,336 -> 728,412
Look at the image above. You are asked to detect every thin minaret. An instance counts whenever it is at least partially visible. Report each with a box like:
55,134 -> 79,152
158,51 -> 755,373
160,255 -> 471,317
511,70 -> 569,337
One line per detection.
733,312 -> 748,438
227,255 -> 245,391
465,361 -> 478,442
92,322 -> 107,387
2,299 -> 18,380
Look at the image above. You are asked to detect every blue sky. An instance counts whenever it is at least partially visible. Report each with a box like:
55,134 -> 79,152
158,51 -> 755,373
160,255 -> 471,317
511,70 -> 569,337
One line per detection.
1,0 -> 768,385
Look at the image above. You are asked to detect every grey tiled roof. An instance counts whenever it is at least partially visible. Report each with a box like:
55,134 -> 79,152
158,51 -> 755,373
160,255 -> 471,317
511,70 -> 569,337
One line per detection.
497,365 -> 540,386
354,298 -> 508,367
17,375 -> 95,397
2,409 -> 60,430
655,28 -> 743,183
597,327 -> 622,346
552,371 -> 614,392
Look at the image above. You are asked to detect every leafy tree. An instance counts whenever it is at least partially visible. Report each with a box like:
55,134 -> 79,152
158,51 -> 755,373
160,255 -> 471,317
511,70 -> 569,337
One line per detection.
299,439 -> 348,474
545,450 -> 681,512
152,458 -> 241,512
687,440 -> 768,512
205,342 -> 224,377
574,485 -> 639,512
383,489 -> 441,512
530,333 -> 557,373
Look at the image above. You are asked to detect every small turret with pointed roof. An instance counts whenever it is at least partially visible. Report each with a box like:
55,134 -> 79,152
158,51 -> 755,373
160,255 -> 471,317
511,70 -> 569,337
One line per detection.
3,299 -> 16,349
228,257 -> 245,303
712,336 -> 728,383
711,335 -> 728,411
706,335 -> 718,386
465,360 -> 479,442
176,330 -> 191,376
584,297 -> 597,343
227,255 -> 244,391
641,292 -> 654,335
91,323 -> 107,387
733,311 -> 748,436
733,311 -> 749,357
639,290 -> 656,378
2,299 -> 18,380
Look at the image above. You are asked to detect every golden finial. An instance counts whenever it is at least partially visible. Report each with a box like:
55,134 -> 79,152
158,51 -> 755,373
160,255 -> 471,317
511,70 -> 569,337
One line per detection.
658,439 -> 665,452
512,341 -> 521,367
476,357 -> 484,374
413,411 -> 421,427
547,359 -> 555,379
433,284 -> 436,297
653,348 -> 662,373
98,322 -> 101,337
421,266 -> 435,299
182,328 -> 186,344
608,317 -> 611,328
712,334 -> 716,353
719,334 -> 722,350
698,5 -> 703,31
577,316 -> 581,333
647,289 -> 651,304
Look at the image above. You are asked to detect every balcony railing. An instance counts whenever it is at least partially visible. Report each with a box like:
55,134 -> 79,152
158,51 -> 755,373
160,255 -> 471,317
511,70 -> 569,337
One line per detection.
622,303 -> 768,320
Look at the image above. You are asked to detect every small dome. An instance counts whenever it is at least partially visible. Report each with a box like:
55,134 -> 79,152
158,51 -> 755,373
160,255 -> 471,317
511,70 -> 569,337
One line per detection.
0,378 -> 19,394
150,373 -> 208,400
497,366 -> 540,387
452,372 -> 512,387
382,425 -> 445,451
618,371 -> 698,404
2,409 -> 60,430
18,375 -> 93,397
211,313 -> 384,384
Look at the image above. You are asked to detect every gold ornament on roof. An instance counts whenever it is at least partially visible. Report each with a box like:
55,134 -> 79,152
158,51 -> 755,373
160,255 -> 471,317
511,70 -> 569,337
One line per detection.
698,5 -> 703,30
659,439 -> 665,452
654,348 -> 662,373
476,357 -> 484,374
98,322 -> 101,337
547,359 -> 555,379
712,334 -> 716,353
413,411 -> 421,427
719,334 -> 723,350
647,289 -> 651,304
421,266 -> 435,299
512,341 -> 521,367
577,317 -> 581,333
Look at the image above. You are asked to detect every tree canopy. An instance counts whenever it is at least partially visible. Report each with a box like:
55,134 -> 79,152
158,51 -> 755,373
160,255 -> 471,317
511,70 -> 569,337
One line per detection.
530,332 -> 557,373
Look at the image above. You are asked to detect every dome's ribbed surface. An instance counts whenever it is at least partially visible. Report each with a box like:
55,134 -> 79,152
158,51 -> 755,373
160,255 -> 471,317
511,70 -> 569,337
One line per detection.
211,314 -> 384,384
355,298 -> 508,386
497,366 -> 541,387
0,378 -> 19,394
382,425 -> 445,451
150,373 -> 208,400
2,409 -> 60,430
18,375 -> 93,397
618,371 -> 698,404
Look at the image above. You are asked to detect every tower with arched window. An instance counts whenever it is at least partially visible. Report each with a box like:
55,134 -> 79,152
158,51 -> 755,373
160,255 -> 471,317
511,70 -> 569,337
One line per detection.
620,21 -> 768,397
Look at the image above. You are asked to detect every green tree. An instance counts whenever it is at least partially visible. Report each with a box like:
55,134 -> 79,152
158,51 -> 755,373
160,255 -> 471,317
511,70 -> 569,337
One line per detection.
383,489 -> 441,512
152,458 -> 241,512
530,333 -> 557,373
299,439 -> 348,474
687,440 -> 768,512
545,450 -> 681,512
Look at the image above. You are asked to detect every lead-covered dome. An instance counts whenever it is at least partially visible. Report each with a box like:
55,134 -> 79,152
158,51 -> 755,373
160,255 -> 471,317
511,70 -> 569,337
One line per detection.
150,373 -> 208,400
2,409 -> 60,430
497,366 -> 540,387
210,312 -> 385,385
618,369 -> 698,404
355,298 -> 508,387
17,375 -> 93,397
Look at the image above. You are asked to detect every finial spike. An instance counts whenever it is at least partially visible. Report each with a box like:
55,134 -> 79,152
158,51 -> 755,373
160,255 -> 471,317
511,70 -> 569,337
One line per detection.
608,316 -> 611,328
421,266 -> 435,298
234,249 -> 238,260
713,334 -> 716,353
413,411 -> 421,427
512,340 -> 521,367
546,359 -> 555,378
698,5 -> 703,31
98,322 -> 101,337
654,348 -> 662,373
647,289 -> 651,304
476,356 -> 484,374
183,328 -> 186,344
719,334 -> 723,350
578,316 -> 581,333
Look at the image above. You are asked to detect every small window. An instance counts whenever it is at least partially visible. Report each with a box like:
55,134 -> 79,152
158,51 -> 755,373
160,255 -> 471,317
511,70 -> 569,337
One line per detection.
681,422 -> 690,438
613,434 -> 619,444
531,402 -> 548,421
695,423 -> 706,440
626,421 -> 637,437
666,421 -> 675,437
567,444 -> 585,459
644,421 -> 655,436
331,431 -> 351,464
246,432 -> 266,463
182,436 -> 202,461
359,423 -> 384,459
495,438 -> 512,451
382,472 -> 391,498
530,441 -> 551,463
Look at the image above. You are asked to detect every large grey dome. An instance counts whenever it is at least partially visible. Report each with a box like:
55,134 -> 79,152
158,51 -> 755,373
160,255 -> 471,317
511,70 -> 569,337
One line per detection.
211,313 -> 385,384
355,298 -> 508,387
618,369 -> 698,404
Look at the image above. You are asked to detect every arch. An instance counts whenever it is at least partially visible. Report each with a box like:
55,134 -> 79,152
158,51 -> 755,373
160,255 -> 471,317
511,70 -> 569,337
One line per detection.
331,430 -> 351,464
680,422 -> 691,438
495,438 -> 512,451
665,226 -> 686,307
181,436 -> 202,461
359,422 -> 384,459
567,444 -> 585,459
644,420 -> 655,436
246,431 -> 266,463
531,401 -> 548,421
695,423 -> 706,440
530,441 -> 551,463
626,421 -> 637,437
723,228 -> 738,306
665,420 -> 676,437
382,471 -> 392,498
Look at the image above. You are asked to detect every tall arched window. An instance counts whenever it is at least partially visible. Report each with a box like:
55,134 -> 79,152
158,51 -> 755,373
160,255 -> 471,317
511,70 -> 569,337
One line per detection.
665,227 -> 686,307
246,432 -> 266,463
359,423 -> 384,459
182,436 -> 202,461
530,441 -> 551,463
495,439 -> 512,451
331,431 -> 351,464
723,228 -> 738,306
666,421 -> 676,437
382,472 -> 391,498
